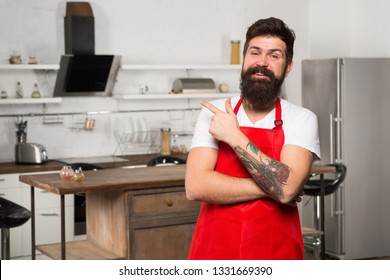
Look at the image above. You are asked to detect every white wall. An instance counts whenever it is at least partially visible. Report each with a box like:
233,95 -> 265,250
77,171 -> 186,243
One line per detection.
0,0 -> 389,161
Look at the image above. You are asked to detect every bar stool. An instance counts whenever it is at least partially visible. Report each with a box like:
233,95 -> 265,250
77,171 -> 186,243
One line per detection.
301,226 -> 323,259
146,155 -> 186,166
302,163 -> 347,259
0,197 -> 31,259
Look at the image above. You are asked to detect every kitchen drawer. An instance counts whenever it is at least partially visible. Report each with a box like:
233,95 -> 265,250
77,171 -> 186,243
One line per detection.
0,173 -> 20,189
22,206 -> 74,256
0,187 -> 23,205
21,186 -> 73,209
130,191 -> 200,215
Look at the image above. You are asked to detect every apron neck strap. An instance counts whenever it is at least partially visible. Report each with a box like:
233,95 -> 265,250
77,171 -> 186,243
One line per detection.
234,97 -> 283,129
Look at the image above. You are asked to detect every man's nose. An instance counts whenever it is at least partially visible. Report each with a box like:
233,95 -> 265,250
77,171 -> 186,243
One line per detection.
255,54 -> 269,67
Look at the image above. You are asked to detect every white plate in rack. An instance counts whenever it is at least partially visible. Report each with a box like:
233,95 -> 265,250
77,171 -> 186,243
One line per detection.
128,118 -> 138,143
137,118 -> 149,142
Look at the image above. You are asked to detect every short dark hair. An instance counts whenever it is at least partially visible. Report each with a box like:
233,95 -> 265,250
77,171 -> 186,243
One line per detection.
243,17 -> 295,64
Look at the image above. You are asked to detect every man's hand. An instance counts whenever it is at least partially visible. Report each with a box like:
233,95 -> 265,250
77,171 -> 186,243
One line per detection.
286,189 -> 304,207
200,98 -> 241,146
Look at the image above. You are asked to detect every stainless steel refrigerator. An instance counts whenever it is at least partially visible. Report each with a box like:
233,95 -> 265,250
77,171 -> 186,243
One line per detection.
301,58 -> 390,259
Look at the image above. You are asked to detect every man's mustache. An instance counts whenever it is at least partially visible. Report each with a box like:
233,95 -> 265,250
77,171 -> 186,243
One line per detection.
244,66 -> 276,79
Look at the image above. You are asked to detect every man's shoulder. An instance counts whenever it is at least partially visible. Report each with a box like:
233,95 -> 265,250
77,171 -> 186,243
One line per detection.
280,98 -> 316,117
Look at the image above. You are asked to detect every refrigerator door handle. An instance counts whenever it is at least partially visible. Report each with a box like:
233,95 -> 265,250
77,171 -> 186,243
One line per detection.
329,113 -> 334,164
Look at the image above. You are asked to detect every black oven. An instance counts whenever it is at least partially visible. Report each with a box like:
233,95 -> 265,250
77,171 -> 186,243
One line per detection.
70,163 -> 104,236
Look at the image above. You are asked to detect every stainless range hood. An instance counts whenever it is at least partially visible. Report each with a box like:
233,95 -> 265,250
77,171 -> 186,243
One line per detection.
53,2 -> 121,97
53,54 -> 121,97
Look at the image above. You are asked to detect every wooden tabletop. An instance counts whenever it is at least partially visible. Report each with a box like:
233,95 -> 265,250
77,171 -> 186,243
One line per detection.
19,164 -> 186,195
19,164 -> 336,196
310,164 -> 336,174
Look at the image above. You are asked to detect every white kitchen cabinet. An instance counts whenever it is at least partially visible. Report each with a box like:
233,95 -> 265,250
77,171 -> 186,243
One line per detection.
20,171 -> 74,258
0,171 -> 75,259
0,174 -> 24,258
21,206 -> 74,257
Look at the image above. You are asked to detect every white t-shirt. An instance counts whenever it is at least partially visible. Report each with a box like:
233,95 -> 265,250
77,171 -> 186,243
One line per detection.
191,96 -> 321,161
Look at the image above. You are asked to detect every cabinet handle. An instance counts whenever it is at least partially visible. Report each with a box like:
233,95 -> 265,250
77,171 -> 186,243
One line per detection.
40,213 -> 59,216
0,178 -> 5,182
165,198 -> 173,207
0,193 -> 5,196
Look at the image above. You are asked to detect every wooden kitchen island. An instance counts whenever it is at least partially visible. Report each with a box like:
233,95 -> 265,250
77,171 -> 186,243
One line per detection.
19,164 -> 200,260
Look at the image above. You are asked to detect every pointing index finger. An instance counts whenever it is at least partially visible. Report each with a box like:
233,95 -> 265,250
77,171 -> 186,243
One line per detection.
200,100 -> 222,114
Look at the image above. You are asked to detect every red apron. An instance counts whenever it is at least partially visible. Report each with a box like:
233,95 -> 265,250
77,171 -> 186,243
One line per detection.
188,98 -> 303,260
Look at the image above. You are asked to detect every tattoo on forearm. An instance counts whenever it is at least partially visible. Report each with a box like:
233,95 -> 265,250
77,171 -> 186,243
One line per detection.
234,142 -> 290,200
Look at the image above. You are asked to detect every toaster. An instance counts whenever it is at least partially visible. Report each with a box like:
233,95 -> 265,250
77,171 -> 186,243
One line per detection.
15,142 -> 48,164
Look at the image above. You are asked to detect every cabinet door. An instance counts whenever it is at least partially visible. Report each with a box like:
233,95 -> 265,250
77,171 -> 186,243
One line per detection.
0,187 -> 24,258
128,189 -> 200,260
132,222 -> 196,260
0,174 -> 22,204
22,206 -> 74,257
0,174 -> 24,258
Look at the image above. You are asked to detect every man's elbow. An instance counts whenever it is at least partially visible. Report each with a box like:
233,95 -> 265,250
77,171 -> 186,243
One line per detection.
185,179 -> 201,201
185,186 -> 200,201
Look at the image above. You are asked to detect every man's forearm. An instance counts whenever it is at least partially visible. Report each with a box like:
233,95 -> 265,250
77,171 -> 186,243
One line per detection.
233,141 -> 290,202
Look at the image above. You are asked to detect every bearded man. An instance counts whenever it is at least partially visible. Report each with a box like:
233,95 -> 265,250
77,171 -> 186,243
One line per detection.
185,17 -> 321,260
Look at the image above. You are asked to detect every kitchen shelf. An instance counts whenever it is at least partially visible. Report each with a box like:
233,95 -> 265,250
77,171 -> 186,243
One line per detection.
0,64 -> 59,70
120,64 -> 241,70
37,240 -> 125,260
0,97 -> 62,104
116,92 -> 238,100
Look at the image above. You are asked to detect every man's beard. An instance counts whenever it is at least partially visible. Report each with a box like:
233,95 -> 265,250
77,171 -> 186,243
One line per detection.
240,65 -> 286,110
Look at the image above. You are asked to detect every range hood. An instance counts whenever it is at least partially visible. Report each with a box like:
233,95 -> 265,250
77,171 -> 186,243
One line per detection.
53,2 -> 121,97
53,54 -> 121,97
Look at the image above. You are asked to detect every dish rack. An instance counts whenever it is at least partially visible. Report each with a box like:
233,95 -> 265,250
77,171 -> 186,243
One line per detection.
113,129 -> 159,155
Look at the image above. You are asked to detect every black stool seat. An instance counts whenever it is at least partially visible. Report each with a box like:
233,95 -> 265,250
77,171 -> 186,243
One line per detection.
303,164 -> 347,196
302,163 -> 347,259
0,197 -> 31,229
147,155 -> 186,166
0,197 -> 31,259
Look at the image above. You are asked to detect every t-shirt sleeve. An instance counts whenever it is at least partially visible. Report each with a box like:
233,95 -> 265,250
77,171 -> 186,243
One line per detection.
284,108 -> 321,161
190,105 -> 219,150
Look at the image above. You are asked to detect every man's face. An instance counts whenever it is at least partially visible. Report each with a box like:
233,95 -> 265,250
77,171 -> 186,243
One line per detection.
240,36 -> 292,109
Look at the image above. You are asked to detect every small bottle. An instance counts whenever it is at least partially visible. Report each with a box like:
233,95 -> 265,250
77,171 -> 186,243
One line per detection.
31,83 -> 41,98
160,128 -> 171,155
16,81 -> 23,98
73,167 -> 85,181
230,40 -> 240,64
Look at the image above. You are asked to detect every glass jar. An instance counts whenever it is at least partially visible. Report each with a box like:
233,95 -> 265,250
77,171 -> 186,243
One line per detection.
59,166 -> 75,181
160,128 -> 171,155
230,40 -> 240,64
73,167 -> 85,181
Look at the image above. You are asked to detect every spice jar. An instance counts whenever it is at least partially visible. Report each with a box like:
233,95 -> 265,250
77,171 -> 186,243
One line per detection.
59,166 -> 75,181
160,128 -> 171,155
73,167 -> 85,181
230,40 -> 240,64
